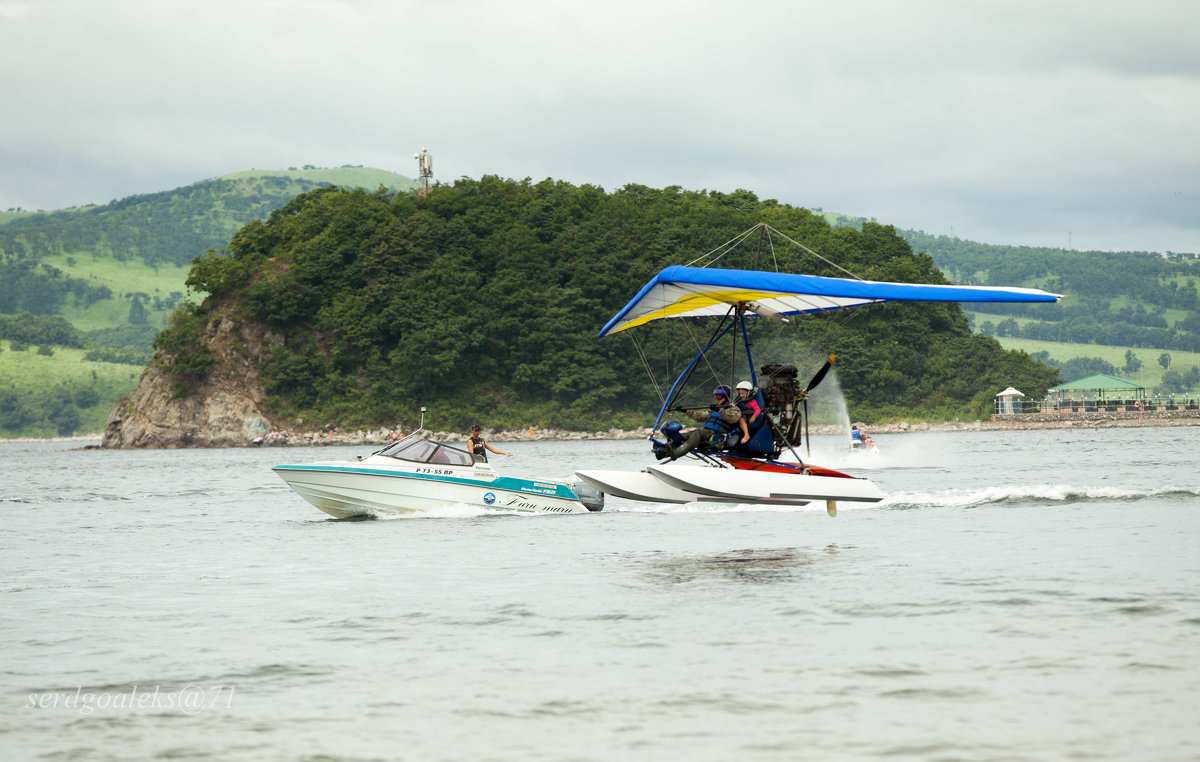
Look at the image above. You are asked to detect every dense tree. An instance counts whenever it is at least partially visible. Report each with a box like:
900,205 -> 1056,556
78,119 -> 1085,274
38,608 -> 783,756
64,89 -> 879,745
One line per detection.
152,304 -> 215,396
0,312 -> 86,347
157,179 -> 1059,428
1057,357 -> 1118,381
0,261 -> 112,315
1124,349 -> 1143,375
128,296 -> 149,325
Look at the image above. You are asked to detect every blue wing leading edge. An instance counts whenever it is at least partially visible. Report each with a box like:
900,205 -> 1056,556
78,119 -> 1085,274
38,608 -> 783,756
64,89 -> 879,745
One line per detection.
598,265 -> 1063,337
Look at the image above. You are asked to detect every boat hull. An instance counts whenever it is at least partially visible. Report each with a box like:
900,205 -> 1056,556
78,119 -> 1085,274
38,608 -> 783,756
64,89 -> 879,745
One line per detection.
574,461 -> 880,508
573,468 -> 699,504
273,462 -> 593,518
647,464 -> 882,505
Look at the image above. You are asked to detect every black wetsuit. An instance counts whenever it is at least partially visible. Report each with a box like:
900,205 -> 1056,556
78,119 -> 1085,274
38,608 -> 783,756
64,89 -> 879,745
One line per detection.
469,435 -> 487,462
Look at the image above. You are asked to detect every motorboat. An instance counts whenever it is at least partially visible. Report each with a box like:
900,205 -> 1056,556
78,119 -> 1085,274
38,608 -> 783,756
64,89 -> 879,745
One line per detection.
273,433 -> 604,518
575,223 -> 1062,513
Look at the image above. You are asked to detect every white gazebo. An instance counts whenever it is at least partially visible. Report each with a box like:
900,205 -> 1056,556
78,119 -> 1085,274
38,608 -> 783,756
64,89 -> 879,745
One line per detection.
994,386 -> 1025,414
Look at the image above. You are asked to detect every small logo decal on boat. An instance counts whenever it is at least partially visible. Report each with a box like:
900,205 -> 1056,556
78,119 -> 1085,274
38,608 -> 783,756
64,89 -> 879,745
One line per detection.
483,492 -> 496,505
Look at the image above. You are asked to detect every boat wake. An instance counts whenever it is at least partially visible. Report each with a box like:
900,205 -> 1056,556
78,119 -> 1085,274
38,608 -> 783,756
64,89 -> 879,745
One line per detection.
608,500 -> 856,514
800,436 -> 954,471
881,485 -> 1200,511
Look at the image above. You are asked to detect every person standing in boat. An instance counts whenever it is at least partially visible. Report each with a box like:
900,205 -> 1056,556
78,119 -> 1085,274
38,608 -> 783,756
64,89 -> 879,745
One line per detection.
468,424 -> 512,463
658,386 -> 748,460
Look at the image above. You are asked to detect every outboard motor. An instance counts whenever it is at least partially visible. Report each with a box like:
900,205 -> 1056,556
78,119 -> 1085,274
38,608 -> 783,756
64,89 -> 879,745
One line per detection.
565,480 -> 605,512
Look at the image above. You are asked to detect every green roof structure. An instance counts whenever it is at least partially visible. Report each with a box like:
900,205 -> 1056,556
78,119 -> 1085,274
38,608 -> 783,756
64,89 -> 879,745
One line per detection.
1048,374 -> 1145,392
1044,373 -> 1147,409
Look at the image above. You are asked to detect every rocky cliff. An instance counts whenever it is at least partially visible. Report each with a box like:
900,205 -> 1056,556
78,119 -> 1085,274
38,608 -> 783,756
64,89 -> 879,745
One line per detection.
101,307 -> 285,449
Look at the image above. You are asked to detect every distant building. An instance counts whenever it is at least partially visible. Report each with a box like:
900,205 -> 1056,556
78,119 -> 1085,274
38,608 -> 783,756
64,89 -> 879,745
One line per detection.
1043,374 -> 1146,412
994,386 -> 1025,415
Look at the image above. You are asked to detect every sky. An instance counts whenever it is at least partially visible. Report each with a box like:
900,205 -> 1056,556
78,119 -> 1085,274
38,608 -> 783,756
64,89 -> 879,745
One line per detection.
1,0 -> 1197,254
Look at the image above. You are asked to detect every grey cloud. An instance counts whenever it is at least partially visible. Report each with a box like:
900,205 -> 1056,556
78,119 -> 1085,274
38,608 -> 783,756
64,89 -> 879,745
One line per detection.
0,0 -> 1195,253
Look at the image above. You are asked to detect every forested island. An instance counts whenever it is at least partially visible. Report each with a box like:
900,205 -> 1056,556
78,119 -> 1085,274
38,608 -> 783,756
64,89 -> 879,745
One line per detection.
9,167 -> 1200,439
109,177 -> 1059,442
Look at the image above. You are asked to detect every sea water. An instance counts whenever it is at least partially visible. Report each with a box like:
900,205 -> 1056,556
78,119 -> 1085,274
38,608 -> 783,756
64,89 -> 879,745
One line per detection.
1,428 -> 1198,761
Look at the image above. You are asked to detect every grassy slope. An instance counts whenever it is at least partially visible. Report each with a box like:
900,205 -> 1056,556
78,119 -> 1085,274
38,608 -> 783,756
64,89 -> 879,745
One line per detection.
220,166 -> 415,189
967,306 -> 1194,336
0,341 -> 143,436
993,337 -> 1199,389
41,253 -> 187,332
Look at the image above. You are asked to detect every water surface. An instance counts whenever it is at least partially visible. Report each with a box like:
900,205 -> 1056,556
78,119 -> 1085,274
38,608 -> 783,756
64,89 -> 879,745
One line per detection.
2,428 -> 1198,760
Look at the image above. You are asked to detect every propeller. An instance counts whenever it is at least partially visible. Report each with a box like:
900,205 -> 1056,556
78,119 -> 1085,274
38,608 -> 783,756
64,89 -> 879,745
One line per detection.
805,354 -> 836,394
801,355 -> 835,456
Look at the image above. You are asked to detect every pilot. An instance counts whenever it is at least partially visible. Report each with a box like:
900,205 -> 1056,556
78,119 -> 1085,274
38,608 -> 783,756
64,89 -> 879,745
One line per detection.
656,386 -> 747,460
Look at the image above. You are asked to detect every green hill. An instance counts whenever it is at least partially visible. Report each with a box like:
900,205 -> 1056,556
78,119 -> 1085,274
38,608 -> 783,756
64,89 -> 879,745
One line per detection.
0,167 -> 416,437
821,213 -> 1200,389
1,166 -> 417,326
10,169 -> 1194,438
149,179 -> 1059,433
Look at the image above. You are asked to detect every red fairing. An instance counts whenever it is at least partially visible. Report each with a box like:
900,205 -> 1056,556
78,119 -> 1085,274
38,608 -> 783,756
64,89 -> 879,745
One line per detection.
718,454 -> 856,479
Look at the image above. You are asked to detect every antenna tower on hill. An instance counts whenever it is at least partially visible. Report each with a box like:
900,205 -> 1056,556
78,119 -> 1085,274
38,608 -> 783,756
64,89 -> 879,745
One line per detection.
414,147 -> 433,197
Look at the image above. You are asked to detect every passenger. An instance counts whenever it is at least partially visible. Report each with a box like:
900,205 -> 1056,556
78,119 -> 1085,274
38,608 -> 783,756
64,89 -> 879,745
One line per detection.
734,381 -> 762,423
468,424 -> 512,463
657,386 -> 748,460
850,424 -> 874,449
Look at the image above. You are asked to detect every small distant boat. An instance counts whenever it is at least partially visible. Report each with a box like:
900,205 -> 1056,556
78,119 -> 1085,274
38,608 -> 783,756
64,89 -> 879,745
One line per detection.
849,427 -> 879,455
273,432 -> 603,518
849,439 -> 881,456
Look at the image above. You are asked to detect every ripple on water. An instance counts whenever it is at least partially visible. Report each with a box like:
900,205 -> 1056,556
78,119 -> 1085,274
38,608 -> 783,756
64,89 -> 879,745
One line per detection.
637,547 -> 822,585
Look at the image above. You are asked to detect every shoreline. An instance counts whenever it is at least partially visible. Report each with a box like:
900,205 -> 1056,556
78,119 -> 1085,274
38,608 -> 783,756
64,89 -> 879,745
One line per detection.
5,411 -> 1199,447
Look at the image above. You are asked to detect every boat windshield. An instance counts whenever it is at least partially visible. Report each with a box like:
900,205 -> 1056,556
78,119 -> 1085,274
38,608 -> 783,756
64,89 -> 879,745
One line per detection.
377,436 -> 474,466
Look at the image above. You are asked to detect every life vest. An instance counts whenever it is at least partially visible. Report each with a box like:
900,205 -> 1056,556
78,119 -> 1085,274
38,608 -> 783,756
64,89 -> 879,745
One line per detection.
851,429 -> 863,443
702,406 -> 741,448
737,397 -> 761,421
703,408 -> 736,434
469,435 -> 487,462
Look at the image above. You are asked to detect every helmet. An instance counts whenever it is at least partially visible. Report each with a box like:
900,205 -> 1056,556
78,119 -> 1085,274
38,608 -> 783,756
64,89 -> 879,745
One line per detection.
713,385 -> 731,397
660,420 -> 683,436
736,381 -> 753,391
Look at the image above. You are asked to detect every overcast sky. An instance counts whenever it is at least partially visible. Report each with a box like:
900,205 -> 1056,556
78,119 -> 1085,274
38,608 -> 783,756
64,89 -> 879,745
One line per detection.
2,0 -> 1196,253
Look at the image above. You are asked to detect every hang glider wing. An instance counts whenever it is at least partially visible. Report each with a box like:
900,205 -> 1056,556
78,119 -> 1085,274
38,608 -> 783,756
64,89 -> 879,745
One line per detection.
598,265 -> 1063,337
